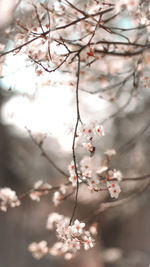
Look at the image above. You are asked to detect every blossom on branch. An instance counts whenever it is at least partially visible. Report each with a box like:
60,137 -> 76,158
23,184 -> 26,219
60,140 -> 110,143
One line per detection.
29,180 -> 52,202
46,213 -> 64,230
107,181 -> 121,199
71,219 -> 85,236
52,191 -> 65,207
30,213 -> 95,260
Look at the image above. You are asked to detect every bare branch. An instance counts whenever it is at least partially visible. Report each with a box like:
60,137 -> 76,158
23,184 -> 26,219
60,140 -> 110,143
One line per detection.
25,127 -> 68,178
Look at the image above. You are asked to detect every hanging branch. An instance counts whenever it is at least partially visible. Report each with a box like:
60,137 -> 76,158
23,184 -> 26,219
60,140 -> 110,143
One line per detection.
69,54 -> 81,225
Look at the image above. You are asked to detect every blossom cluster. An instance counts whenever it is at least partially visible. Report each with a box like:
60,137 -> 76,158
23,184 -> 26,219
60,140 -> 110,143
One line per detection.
49,214 -> 95,255
0,187 -> 21,212
67,121 -> 122,198
29,180 -> 52,202
76,121 -> 105,154
28,240 -> 48,260
68,155 -> 121,199
29,213 -> 95,260
66,121 -> 121,199
29,180 -> 71,207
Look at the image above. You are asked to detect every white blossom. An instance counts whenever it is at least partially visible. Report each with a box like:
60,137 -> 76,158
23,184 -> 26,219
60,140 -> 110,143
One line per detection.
29,191 -> 41,202
52,191 -> 64,207
28,241 -> 48,259
0,187 -> 20,211
69,174 -> 82,187
32,213 -> 95,260
89,222 -> 98,236
33,180 -> 52,190
59,184 -> 68,195
80,156 -> 92,172
49,242 -> 67,256
83,142 -> 93,152
46,213 -> 64,230
56,220 -> 70,240
80,156 -> 93,179
80,122 -> 95,139
71,219 -> 85,236
82,231 -> 94,250
113,170 -> 123,181
29,180 -> 52,202
65,238 -> 80,253
64,252 -> 74,260
68,160 -> 78,175
95,125 -> 105,136
107,181 -> 121,199
108,169 -> 123,181
96,165 -> 108,175
82,169 -> 93,180
88,175 -> 100,190
78,121 -> 104,141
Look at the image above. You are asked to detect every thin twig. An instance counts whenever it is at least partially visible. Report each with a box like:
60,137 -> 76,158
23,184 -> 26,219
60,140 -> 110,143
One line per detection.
25,127 -> 68,178
85,179 -> 150,223
47,10 -> 52,61
69,55 -> 81,225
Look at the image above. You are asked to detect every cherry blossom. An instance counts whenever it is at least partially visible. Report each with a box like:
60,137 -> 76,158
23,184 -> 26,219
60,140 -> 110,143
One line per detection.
107,181 -> 121,199
46,213 -> 64,230
68,160 -> 76,174
52,191 -> 64,207
0,187 -> 21,211
49,242 -> 67,256
59,184 -> 68,195
107,169 -> 123,181
82,231 -> 94,250
65,238 -> 81,253
56,219 -> 71,240
69,174 -> 80,187
29,191 -> 42,202
43,213 -> 95,259
82,169 -> 93,180
87,175 -> 101,191
28,241 -> 48,259
80,156 -> 92,173
95,125 -> 105,136
83,141 -> 94,152
112,170 -> 123,181
0,0 -> 144,262
89,222 -> 98,236
29,180 -> 52,201
78,121 -> 104,141
71,219 -> 85,236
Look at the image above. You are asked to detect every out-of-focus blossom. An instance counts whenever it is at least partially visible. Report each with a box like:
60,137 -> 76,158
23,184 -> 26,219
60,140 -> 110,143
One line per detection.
28,241 -> 48,259
52,191 -> 64,207
0,187 -> 20,211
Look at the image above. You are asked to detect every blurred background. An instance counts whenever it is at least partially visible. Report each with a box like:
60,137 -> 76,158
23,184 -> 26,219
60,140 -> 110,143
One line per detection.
0,0 -> 150,266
